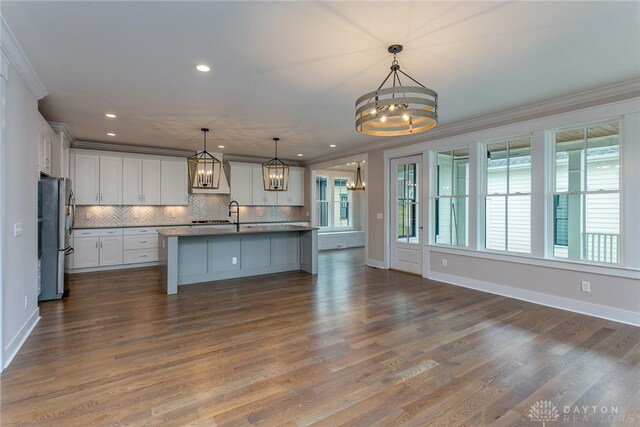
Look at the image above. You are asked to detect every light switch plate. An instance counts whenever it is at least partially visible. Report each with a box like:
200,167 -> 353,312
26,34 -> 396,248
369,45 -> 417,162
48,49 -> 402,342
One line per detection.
14,223 -> 22,237
376,213 -> 383,220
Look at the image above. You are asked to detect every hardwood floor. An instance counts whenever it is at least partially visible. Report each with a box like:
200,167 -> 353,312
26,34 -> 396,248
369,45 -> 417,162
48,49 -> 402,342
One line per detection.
1,248 -> 639,426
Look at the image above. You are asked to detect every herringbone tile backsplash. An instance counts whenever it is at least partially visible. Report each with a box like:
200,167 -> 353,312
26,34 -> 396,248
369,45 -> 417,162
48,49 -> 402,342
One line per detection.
75,194 -> 305,228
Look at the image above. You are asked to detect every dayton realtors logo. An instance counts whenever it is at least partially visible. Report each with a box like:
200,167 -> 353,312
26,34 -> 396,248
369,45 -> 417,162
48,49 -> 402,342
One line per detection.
528,400 -> 559,426
528,401 -> 633,425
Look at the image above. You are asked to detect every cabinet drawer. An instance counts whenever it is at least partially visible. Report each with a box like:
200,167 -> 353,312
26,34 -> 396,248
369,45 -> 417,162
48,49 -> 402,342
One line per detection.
123,249 -> 158,264
74,228 -> 123,238
123,227 -> 159,235
124,235 -> 158,250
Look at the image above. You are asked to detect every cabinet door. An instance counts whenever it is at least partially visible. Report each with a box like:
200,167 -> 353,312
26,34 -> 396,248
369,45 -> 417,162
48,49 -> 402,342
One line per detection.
142,159 -> 161,205
44,137 -> 52,175
122,157 -> 143,205
278,168 -> 304,206
229,163 -> 253,205
160,160 -> 188,205
252,167 -> 277,206
73,237 -> 100,268
99,156 -> 123,205
99,236 -> 123,266
74,154 -> 100,205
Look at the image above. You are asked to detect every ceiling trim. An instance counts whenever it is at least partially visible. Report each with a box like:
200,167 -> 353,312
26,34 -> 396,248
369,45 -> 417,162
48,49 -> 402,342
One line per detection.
0,17 -> 47,99
72,140 -> 195,158
309,78 -> 640,165
48,122 -> 75,144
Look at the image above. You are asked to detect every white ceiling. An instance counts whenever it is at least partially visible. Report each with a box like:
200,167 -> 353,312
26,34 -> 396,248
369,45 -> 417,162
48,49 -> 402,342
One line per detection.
2,1 -> 639,161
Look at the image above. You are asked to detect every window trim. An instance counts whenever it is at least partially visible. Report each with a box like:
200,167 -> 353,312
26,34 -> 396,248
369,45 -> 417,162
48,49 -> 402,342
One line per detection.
483,136 -> 533,255
548,119 -> 622,265
315,174 -> 354,232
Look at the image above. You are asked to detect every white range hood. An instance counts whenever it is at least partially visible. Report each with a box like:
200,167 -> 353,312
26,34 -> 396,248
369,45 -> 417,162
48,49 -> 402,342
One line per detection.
189,152 -> 230,194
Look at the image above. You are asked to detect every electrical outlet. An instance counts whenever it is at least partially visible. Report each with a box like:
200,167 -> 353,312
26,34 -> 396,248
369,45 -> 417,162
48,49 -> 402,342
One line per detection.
14,223 -> 22,237
85,212 -> 91,220
581,281 -> 591,293
171,211 -> 176,218
24,296 -> 28,309
442,258 -> 448,267
232,257 -> 238,265
133,211 -> 139,219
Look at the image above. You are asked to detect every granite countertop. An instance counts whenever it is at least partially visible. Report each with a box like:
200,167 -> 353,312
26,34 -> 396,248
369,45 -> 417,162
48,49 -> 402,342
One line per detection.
158,224 -> 317,237
74,220 -> 310,230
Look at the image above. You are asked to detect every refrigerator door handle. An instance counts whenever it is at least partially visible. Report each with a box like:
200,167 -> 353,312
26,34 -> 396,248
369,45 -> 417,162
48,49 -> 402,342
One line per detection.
68,190 -> 76,235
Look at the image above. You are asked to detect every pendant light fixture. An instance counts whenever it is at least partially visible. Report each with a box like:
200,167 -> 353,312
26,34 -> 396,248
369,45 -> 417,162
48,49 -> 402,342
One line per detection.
262,137 -> 289,191
347,162 -> 366,191
188,128 -> 221,190
355,44 -> 438,136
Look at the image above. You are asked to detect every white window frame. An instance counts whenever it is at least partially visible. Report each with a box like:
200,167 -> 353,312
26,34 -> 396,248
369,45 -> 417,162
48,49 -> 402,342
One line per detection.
315,172 -> 354,232
483,135 -> 533,255
432,146 -> 470,247
548,118 -> 622,266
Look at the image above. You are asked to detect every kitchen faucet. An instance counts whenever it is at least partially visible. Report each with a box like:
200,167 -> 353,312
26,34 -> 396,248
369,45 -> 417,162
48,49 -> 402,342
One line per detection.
229,200 -> 240,232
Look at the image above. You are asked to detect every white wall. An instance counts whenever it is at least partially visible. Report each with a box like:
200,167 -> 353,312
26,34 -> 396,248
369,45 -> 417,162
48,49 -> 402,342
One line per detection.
1,18 -> 47,370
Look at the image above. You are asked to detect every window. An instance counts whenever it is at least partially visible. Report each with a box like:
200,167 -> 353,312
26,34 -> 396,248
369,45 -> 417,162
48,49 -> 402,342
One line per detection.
485,137 -> 532,253
553,121 -> 620,264
333,178 -> 350,227
396,163 -> 419,242
434,148 -> 469,246
316,177 -> 328,227
315,175 -> 352,229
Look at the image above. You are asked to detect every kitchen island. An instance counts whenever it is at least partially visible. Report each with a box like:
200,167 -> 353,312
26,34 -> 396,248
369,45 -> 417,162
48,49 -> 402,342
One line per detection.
158,225 -> 318,294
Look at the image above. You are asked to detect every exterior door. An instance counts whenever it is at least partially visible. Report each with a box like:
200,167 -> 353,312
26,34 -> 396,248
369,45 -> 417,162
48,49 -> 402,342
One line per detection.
391,155 -> 422,274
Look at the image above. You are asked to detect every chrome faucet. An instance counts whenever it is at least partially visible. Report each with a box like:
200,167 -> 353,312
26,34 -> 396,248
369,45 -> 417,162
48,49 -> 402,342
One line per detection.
229,200 -> 240,232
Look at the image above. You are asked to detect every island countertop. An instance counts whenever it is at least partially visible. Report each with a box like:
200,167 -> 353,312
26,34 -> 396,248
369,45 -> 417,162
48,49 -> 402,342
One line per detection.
157,224 -> 317,237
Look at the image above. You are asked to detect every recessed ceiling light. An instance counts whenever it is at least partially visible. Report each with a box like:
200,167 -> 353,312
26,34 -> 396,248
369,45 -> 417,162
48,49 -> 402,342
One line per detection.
196,64 -> 210,72
107,132 -> 116,137
218,145 -> 225,149
330,144 -> 336,148
297,153 -> 303,157
105,113 -> 117,118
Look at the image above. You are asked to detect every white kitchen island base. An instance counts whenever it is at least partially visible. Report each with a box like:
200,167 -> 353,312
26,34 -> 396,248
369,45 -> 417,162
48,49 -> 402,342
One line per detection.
158,225 -> 318,294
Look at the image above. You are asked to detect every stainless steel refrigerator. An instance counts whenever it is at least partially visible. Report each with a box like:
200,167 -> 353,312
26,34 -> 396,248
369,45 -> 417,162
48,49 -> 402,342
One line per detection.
38,177 -> 75,301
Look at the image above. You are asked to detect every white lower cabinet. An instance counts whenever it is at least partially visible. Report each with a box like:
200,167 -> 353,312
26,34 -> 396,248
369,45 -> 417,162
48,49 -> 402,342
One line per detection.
123,227 -> 158,264
71,229 -> 123,268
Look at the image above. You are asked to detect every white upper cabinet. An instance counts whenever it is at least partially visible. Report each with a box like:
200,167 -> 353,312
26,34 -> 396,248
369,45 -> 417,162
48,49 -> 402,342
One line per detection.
279,167 -> 304,206
122,157 -> 143,205
160,159 -> 188,205
229,162 -> 304,206
252,167 -> 278,206
73,150 -> 187,206
229,162 -> 254,205
142,159 -> 161,205
99,156 -> 123,205
74,153 -> 100,205
123,157 -> 161,205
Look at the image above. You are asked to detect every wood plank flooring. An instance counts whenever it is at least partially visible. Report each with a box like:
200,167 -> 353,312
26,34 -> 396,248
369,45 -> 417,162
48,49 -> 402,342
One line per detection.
1,248 -> 639,426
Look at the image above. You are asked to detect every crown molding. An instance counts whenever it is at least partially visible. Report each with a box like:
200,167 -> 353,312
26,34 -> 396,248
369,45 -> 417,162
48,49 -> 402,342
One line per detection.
48,122 -> 75,144
0,17 -> 47,99
307,79 -> 640,165
72,140 -> 195,158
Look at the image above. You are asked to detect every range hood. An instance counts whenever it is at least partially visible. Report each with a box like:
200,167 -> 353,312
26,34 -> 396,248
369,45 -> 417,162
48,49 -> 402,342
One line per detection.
189,152 -> 230,194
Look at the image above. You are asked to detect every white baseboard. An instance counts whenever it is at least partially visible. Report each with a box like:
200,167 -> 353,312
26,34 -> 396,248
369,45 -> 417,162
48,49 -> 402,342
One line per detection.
366,258 -> 387,269
67,261 -> 158,274
428,271 -> 640,327
3,308 -> 40,371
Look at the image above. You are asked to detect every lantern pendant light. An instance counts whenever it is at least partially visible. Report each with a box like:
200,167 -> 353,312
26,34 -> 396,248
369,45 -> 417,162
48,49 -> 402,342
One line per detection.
188,128 -> 222,190
262,137 -> 289,191
347,162 -> 366,191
